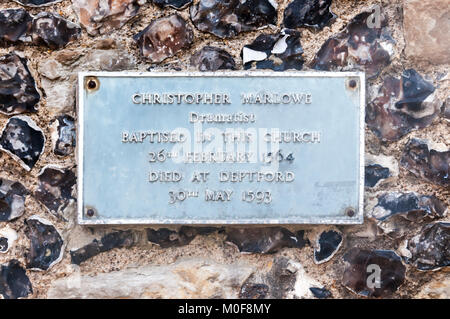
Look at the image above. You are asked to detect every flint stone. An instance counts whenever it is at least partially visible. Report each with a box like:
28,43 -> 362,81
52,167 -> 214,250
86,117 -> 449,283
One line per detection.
190,0 -> 277,39
147,226 -> 219,248
313,229 -> 343,264
25,215 -> 64,271
152,0 -> 192,9
34,165 -> 76,216
225,227 -> 308,254
0,226 -> 18,253
0,53 -> 40,115
190,46 -> 236,71
309,287 -> 332,299
13,0 -> 63,7
48,258 -> 255,298
369,192 -> 447,238
242,29 -> 304,71
0,260 -> 32,299
283,0 -> 336,29
239,283 -> 269,299
0,178 -> 29,222
73,0 -> 144,35
311,10 -> 393,79
134,14 -> 194,63
406,222 -> 449,271
31,12 -> 81,49
51,115 -> 76,156
342,248 -> 406,297
403,0 -> 450,64
365,164 -> 390,187
400,139 -> 450,187
267,257 -> 322,299
70,230 -> 136,265
0,9 -> 32,46
366,69 -> 438,141
0,116 -> 45,171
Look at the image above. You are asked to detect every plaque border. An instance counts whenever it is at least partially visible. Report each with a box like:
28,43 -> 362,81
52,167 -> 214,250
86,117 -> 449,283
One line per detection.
77,71 -> 365,225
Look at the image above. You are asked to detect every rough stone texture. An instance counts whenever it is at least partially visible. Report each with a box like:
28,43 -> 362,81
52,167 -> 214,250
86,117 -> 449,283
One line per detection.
73,0 -> 144,35
403,0 -> 450,65
342,248 -> 406,297
283,0 -> 336,30
242,29 -> 304,71
31,12 -> 81,49
47,258 -> 255,298
400,139 -> 450,187
134,14 -> 194,63
366,69 -> 439,141
0,53 -> 40,115
0,259 -> 32,299
0,0 -> 448,300
190,0 -> 277,39
13,0 -> 62,7
368,192 -> 447,238
0,178 -> 28,221
406,222 -> 449,271
311,9 -> 395,79
24,216 -> 64,271
190,46 -> 236,71
34,165 -> 76,217
0,116 -> 45,171
0,9 -> 32,46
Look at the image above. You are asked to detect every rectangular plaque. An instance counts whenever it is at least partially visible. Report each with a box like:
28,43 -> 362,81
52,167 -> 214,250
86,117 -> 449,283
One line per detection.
77,71 -> 365,225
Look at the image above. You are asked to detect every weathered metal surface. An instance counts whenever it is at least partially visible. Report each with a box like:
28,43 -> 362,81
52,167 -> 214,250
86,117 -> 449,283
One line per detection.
77,71 -> 365,224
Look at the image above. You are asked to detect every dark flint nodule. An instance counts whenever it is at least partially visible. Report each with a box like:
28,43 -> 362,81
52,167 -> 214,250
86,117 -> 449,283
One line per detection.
407,222 -> 449,271
190,46 -> 236,71
0,259 -> 33,299
225,227 -> 308,254
52,115 -> 76,156
239,283 -> 269,299
73,0 -> 142,36
370,192 -> 447,238
70,230 -> 136,265
242,29 -> 304,71
365,164 -> 390,187
34,166 -> 76,216
190,0 -> 277,39
366,70 -> 437,141
342,248 -> 405,298
0,9 -> 32,46
134,14 -> 194,63
400,139 -> 450,187
310,287 -> 332,299
0,237 -> 8,252
31,12 -> 81,49
0,116 -> 45,171
25,217 -> 63,270
147,226 -> 219,248
283,0 -> 336,30
314,230 -> 342,264
0,53 -> 40,115
311,11 -> 392,79
0,178 -> 29,222
13,0 -> 62,6
152,0 -> 192,10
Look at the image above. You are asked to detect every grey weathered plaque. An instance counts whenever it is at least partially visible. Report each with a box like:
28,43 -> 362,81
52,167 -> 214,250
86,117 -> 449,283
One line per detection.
77,71 -> 365,225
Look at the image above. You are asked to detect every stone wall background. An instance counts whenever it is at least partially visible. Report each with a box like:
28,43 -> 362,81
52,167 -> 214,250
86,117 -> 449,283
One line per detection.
0,0 -> 448,299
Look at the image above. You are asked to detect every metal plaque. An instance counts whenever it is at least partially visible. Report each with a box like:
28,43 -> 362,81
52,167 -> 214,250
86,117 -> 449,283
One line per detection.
77,71 -> 365,225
